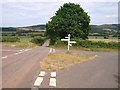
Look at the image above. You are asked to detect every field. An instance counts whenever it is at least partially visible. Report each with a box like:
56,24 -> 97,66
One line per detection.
88,36 -> 118,43
2,36 -> 39,48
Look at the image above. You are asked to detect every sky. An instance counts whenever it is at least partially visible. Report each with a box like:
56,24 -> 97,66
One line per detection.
0,0 -> 119,27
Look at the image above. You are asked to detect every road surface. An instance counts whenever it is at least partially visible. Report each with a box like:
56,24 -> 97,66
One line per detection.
2,40 -> 50,88
1,40 -> 118,88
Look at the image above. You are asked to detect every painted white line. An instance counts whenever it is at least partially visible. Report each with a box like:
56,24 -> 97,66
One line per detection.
95,55 -> 98,57
39,71 -> 45,77
15,53 -> 19,55
24,49 -> 28,51
53,49 -> 55,53
49,78 -> 56,87
49,48 -> 52,53
19,49 -> 24,52
18,52 -> 23,54
2,56 -> 8,59
51,72 -> 56,77
34,77 -> 43,86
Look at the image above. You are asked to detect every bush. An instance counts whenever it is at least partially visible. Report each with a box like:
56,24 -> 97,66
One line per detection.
1,36 -> 20,42
76,39 -> 118,49
54,40 -> 67,47
54,38 -> 119,49
31,36 -> 46,45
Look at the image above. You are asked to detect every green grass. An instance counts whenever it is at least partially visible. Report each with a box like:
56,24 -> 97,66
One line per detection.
51,45 -> 118,52
51,39 -> 119,52
2,36 -> 39,48
88,36 -> 118,42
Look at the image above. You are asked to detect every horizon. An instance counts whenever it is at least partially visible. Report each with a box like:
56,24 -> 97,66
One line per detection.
1,23 -> 118,28
1,0 -> 119,27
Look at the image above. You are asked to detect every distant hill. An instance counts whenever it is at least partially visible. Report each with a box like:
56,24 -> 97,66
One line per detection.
1,24 -> 118,36
1,24 -> 46,32
90,24 -> 118,36
16,24 -> 46,31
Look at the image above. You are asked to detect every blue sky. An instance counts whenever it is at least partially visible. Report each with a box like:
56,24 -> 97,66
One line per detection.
1,0 -> 119,27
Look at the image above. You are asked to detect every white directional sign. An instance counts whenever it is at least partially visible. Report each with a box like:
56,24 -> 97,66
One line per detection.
61,39 -> 68,41
69,41 -> 76,43
65,36 -> 68,38
61,34 -> 76,51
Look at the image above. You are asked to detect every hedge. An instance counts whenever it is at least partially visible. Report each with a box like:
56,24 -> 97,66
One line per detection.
1,36 -> 20,42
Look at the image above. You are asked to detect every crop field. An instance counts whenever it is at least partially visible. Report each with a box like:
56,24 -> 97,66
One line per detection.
88,36 -> 118,42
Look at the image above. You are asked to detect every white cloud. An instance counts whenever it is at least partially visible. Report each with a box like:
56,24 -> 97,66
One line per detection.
1,0 -> 119,3
1,1 -> 119,27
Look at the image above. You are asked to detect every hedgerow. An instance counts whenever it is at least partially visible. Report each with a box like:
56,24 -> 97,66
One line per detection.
1,36 -> 20,42
31,36 -> 46,45
54,39 -> 119,49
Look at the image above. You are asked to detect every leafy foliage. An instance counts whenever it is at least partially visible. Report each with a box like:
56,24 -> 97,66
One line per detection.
1,36 -> 20,42
31,36 -> 46,45
54,39 -> 119,49
46,3 -> 91,44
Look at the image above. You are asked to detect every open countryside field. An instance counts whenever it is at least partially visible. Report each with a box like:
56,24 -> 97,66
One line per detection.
2,36 -> 39,48
88,36 -> 118,42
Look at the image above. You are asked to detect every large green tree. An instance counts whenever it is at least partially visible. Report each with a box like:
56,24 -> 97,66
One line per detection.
46,3 -> 91,44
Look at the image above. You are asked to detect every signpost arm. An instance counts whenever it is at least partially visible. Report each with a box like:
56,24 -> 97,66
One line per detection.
61,34 -> 76,52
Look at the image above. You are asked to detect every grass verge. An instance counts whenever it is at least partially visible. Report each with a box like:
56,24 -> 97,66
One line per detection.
50,45 -> 118,52
40,52 -> 97,71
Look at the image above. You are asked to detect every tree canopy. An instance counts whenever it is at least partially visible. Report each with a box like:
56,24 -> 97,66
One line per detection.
46,3 -> 91,44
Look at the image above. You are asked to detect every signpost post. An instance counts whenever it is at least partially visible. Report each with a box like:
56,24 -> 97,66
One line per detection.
61,34 -> 76,51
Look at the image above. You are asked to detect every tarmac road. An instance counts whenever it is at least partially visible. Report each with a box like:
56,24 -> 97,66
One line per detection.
2,40 -> 118,88
2,40 -> 50,88
56,50 -> 118,88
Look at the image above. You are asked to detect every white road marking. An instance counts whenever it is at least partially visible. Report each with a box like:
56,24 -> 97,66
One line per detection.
49,78 -> 56,87
15,53 -> 19,55
34,77 -> 43,86
18,51 -> 23,54
49,48 -> 52,53
19,49 -> 24,52
24,49 -> 29,51
51,72 -> 56,77
2,56 -> 8,59
95,55 -> 98,57
39,71 -> 45,77
53,49 -> 55,53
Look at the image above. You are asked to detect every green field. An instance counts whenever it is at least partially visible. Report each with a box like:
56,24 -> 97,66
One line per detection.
88,36 -> 118,43
2,36 -> 39,48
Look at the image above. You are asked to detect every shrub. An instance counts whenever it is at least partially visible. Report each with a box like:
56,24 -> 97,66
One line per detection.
76,39 -> 118,49
1,36 -> 20,42
54,38 -> 119,49
54,40 -> 67,47
31,36 -> 46,45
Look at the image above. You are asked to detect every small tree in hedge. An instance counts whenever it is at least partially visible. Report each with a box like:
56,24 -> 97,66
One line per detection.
46,3 -> 91,44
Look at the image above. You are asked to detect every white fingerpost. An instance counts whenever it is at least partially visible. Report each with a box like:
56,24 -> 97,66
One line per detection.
68,34 -> 70,51
61,34 -> 76,51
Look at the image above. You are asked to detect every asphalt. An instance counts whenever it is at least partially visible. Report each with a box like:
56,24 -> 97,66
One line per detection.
56,50 -> 118,88
2,40 -> 118,88
2,40 -> 50,88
